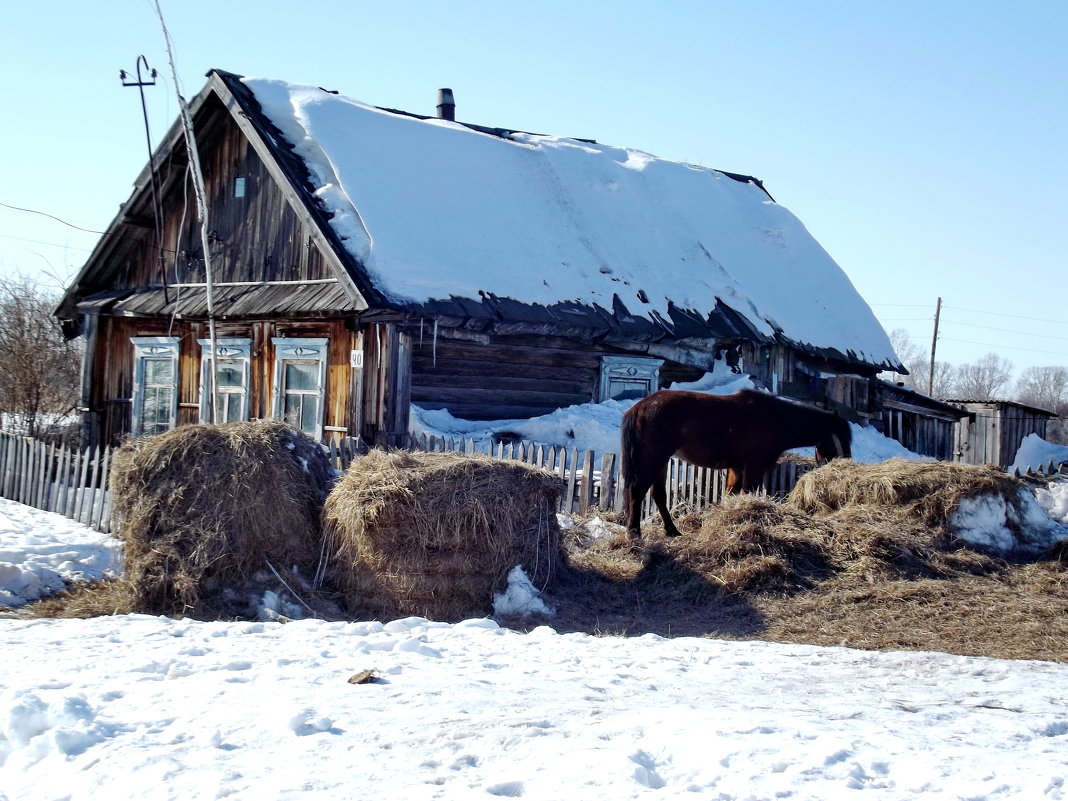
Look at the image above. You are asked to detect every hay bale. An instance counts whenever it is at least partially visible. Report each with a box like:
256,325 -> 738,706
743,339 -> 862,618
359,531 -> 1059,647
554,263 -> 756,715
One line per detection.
325,449 -> 563,621
109,419 -> 333,616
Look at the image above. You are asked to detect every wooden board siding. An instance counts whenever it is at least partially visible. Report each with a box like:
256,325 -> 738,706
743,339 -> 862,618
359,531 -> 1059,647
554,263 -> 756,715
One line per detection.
952,402 -> 1051,468
409,332 -> 612,420
84,316 -> 361,446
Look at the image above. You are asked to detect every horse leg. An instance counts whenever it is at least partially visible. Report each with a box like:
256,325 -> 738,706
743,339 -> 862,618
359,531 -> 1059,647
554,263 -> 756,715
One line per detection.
725,468 -> 741,494
650,465 -> 683,538
624,477 -> 650,538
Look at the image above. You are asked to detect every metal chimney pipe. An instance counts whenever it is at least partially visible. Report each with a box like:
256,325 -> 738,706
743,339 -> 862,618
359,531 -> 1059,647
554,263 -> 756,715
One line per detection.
437,88 -> 455,121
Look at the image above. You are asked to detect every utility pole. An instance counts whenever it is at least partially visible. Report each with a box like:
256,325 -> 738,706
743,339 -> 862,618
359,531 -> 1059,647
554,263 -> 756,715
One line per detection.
928,296 -> 942,396
120,56 -> 169,303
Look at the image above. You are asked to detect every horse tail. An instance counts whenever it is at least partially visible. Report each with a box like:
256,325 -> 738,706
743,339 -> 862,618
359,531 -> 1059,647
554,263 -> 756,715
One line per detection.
620,408 -> 640,486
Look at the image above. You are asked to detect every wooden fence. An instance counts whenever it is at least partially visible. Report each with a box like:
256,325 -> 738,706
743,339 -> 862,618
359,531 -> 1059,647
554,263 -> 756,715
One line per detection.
0,431 -> 114,532
3,428 -> 1065,535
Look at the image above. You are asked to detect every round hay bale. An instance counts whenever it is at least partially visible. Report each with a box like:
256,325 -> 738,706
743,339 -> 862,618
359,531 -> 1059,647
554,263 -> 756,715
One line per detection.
325,449 -> 564,621
109,419 -> 333,616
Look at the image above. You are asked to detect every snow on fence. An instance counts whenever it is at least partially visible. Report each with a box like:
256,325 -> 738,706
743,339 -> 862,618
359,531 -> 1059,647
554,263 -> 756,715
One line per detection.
5,428 -> 1064,535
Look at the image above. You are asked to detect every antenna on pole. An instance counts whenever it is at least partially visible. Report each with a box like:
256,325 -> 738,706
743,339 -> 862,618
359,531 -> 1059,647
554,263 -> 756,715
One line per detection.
928,296 -> 942,396
120,56 -> 169,304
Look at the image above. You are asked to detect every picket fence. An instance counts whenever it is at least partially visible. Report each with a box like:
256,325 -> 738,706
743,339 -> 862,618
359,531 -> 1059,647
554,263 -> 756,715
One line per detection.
2,429 -> 1064,535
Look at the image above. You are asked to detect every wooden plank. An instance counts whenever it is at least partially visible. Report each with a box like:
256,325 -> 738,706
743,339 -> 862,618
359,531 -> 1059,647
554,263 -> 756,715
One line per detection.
580,450 -> 596,513
81,447 -> 103,526
72,448 -> 91,522
564,448 -> 579,514
19,439 -> 31,506
33,441 -> 48,510
93,447 -> 112,531
0,433 -> 9,498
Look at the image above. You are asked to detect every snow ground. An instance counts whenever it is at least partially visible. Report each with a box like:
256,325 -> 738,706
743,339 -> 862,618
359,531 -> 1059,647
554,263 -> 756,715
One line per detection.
2,613 -> 1068,801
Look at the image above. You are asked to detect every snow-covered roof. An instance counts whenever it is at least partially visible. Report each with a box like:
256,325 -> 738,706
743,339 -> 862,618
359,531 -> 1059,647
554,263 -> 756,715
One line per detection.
233,75 -> 900,370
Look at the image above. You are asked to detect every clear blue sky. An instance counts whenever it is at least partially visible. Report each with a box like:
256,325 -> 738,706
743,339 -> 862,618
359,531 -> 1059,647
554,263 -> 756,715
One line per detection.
2,1 -> 1065,377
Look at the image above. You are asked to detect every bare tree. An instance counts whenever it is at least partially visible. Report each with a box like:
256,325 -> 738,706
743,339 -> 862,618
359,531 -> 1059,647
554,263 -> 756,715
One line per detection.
1016,365 -> 1068,445
951,353 -> 1014,400
929,361 -> 957,399
0,275 -> 83,441
879,328 -> 928,390
1015,366 -> 1068,412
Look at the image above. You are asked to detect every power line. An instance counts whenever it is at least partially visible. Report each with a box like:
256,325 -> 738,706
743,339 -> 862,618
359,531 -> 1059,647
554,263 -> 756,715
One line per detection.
946,304 -> 1068,327
939,336 -> 1067,357
942,318 -> 1068,343
0,202 -> 106,235
0,233 -> 97,252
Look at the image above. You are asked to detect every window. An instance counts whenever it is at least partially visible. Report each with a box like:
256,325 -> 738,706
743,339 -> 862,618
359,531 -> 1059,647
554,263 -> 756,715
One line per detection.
131,337 -> 180,436
272,337 -> 328,438
198,338 -> 251,424
598,356 -> 663,402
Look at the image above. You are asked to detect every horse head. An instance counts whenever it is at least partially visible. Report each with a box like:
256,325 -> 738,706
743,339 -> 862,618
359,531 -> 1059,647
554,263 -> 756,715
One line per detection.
814,414 -> 852,464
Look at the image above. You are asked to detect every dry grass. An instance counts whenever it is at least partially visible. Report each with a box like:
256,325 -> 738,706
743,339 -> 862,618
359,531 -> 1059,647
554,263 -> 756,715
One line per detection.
550,462 -> 1068,661
103,419 -> 335,617
325,450 -> 563,621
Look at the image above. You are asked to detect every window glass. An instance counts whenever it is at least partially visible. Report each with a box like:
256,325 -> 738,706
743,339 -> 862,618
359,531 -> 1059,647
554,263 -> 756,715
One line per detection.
284,361 -> 319,391
216,363 -> 244,388
144,358 -> 174,385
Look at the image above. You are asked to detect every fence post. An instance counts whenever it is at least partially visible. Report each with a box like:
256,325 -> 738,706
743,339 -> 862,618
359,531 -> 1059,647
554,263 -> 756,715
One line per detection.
599,452 -> 616,511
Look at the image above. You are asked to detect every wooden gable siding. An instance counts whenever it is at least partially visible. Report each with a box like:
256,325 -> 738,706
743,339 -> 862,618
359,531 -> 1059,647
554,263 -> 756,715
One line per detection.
116,95 -> 333,293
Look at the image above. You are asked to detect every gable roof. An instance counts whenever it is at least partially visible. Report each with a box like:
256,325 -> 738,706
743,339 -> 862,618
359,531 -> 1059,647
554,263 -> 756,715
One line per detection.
59,69 -> 903,372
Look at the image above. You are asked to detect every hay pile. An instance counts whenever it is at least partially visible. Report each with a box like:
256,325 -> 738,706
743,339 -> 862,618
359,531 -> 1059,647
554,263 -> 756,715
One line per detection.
790,458 -> 1024,531
564,460 -> 1039,604
108,420 -> 333,616
325,450 -> 563,621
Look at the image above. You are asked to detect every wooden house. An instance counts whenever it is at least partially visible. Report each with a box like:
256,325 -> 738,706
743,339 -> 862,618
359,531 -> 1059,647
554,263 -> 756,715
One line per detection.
948,399 -> 1057,469
56,70 -> 903,449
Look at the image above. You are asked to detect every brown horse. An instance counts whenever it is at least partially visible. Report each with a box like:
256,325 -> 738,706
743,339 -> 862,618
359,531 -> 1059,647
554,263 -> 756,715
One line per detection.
621,389 -> 851,538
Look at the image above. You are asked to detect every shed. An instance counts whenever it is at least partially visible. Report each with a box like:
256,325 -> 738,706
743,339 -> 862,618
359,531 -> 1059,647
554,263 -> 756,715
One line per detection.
874,381 -> 969,460
55,69 -> 903,448
947,399 -> 1058,468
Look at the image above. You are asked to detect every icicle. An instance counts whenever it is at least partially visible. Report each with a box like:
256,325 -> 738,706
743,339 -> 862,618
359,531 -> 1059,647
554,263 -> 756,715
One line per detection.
419,318 -> 424,348
433,319 -> 438,367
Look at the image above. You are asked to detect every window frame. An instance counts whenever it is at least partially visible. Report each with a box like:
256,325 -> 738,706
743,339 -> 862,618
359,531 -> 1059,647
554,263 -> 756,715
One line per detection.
131,336 -> 180,437
271,337 -> 328,439
197,337 -> 252,425
597,355 -> 664,402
